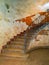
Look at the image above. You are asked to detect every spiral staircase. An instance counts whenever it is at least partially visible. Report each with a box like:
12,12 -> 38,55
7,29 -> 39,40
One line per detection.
0,29 -> 34,60
0,22 -> 49,63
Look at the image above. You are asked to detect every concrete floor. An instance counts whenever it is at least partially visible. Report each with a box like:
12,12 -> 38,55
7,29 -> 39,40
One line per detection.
0,48 -> 49,65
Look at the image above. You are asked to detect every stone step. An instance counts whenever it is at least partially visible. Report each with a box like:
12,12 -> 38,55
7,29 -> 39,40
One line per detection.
14,38 -> 24,42
17,35 -> 32,39
5,44 -> 24,49
0,54 -> 28,60
16,35 -> 24,38
2,47 -> 24,53
1,51 -> 29,58
7,41 -> 24,45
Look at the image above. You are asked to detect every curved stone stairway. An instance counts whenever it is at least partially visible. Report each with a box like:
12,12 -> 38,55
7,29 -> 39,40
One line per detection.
0,33 -> 28,60
0,23 -> 49,65
0,26 -> 37,64
0,29 -> 34,60
0,30 -> 32,65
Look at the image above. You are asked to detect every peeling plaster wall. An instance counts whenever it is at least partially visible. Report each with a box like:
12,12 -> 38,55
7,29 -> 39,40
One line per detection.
3,0 -> 49,19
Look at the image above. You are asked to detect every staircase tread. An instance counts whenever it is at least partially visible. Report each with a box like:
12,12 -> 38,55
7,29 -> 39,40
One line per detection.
5,44 -> 24,49
7,41 -> 24,46
0,54 -> 28,60
2,48 -> 24,53
14,38 -> 24,41
1,52 -> 29,58
17,36 -> 24,38
10,41 -> 24,43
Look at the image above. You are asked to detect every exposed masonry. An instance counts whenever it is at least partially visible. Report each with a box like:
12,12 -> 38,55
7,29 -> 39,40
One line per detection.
44,26 -> 49,30
28,24 -> 49,50
31,14 -> 40,22
31,14 -> 46,24
28,32 -> 49,50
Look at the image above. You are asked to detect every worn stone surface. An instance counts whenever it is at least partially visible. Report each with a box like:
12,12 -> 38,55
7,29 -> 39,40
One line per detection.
0,48 -> 49,65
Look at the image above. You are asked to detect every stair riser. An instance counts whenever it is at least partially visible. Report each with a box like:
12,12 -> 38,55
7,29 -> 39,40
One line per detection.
2,50 -> 24,53
5,45 -> 24,49
1,31 -> 33,58
1,53 -> 29,58
7,42 -> 24,46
